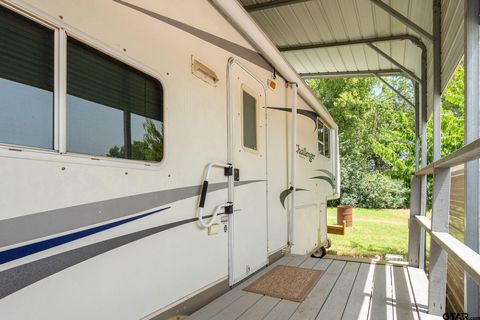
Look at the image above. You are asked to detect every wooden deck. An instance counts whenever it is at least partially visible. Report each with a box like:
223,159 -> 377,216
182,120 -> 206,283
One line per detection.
190,254 -> 438,320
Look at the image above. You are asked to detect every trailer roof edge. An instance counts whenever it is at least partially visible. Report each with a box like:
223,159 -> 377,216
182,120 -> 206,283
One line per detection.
210,0 -> 337,130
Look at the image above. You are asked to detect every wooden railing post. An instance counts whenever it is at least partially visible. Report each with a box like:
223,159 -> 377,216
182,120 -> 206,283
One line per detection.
428,167 -> 451,315
408,175 -> 422,267
464,0 -> 480,315
419,173 -> 427,270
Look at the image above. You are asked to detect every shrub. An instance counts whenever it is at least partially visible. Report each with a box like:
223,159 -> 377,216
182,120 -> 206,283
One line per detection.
330,164 -> 409,209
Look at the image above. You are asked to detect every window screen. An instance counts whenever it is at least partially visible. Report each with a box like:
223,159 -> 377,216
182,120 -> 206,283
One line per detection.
317,119 -> 324,155
0,6 -> 54,149
242,90 -> 257,150
324,127 -> 330,158
317,118 -> 330,158
67,38 -> 164,162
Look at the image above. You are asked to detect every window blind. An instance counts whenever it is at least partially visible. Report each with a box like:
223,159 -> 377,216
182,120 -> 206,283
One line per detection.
67,37 -> 163,122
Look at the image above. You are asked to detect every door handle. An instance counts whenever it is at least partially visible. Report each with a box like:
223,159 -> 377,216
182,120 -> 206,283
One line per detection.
197,162 -> 233,228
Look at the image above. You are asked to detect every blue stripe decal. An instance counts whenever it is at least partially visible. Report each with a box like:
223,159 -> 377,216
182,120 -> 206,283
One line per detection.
0,207 -> 169,264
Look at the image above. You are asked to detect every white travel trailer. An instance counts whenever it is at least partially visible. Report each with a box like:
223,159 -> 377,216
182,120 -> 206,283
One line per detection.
0,0 -> 339,319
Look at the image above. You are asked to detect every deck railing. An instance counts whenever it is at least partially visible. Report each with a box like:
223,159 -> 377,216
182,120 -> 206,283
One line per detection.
408,137 -> 480,316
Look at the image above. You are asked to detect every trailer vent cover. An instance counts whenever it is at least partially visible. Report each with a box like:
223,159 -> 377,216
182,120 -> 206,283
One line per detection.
191,56 -> 218,86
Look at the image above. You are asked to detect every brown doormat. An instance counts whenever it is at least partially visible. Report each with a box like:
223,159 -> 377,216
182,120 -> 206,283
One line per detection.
243,265 -> 323,302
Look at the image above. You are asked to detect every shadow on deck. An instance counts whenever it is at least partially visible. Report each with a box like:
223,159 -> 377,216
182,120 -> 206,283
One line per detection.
189,254 -> 438,320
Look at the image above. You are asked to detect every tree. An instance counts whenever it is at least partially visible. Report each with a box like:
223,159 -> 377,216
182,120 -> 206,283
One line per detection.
107,119 -> 163,161
309,76 -> 414,208
309,60 -> 465,209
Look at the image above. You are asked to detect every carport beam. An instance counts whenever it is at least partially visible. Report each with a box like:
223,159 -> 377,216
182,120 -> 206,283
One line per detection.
282,35 -> 428,124
366,43 -> 421,83
299,69 -> 402,78
278,34 -> 426,52
370,0 -> 434,41
375,74 -> 415,108
243,0 -> 311,12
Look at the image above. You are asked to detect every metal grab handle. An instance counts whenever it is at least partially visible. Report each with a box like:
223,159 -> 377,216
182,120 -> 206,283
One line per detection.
199,181 -> 209,208
197,162 -> 233,228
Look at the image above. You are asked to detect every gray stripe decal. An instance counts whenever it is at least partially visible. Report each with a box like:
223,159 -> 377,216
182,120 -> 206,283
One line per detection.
0,214 -> 186,299
0,180 -> 264,299
0,180 -> 259,248
112,0 -> 272,71
315,169 -> 335,181
310,176 -> 335,189
280,188 -> 308,209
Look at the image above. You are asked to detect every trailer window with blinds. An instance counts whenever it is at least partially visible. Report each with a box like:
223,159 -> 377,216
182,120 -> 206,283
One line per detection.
0,6 -> 54,149
317,118 -> 330,158
66,38 -> 164,162
242,90 -> 258,151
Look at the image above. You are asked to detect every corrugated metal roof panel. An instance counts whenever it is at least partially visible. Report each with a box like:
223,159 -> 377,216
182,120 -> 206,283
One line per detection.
242,0 -> 464,118
441,0 -> 463,86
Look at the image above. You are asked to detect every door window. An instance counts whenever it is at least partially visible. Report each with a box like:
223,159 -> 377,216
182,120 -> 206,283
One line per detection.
242,89 -> 257,151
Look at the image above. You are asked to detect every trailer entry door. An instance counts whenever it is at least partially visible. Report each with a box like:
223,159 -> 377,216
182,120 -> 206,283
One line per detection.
227,61 -> 268,285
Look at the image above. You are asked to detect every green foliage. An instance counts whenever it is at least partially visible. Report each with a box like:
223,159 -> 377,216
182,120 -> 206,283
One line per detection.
442,62 -> 464,117
309,76 -> 415,208
108,119 -> 163,161
309,60 -> 464,209
426,62 -> 464,164
339,161 -> 409,208
422,62 -> 464,209
141,119 -> 164,161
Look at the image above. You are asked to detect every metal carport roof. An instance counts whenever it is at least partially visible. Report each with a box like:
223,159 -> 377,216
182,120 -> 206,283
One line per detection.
239,0 -> 464,118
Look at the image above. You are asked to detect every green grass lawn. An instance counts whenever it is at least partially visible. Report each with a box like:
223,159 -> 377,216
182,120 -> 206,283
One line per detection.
326,207 -> 410,260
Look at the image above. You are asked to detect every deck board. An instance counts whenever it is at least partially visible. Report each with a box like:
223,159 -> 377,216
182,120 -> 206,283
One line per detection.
407,266 -> 430,316
370,264 -> 395,320
257,256 -> 328,320
341,263 -> 375,320
315,262 -> 361,320
299,257 -> 320,269
190,255 -> 433,320
286,254 -> 309,267
391,266 -> 419,320
210,293 -> 262,320
237,296 -> 280,320
406,267 -> 442,320
263,299 -> 298,320
313,257 -> 333,270
188,287 -> 245,320
290,260 -> 346,320
189,254 -> 293,320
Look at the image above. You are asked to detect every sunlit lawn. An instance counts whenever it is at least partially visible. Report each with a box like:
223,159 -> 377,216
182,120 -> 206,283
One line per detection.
327,207 -> 411,260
